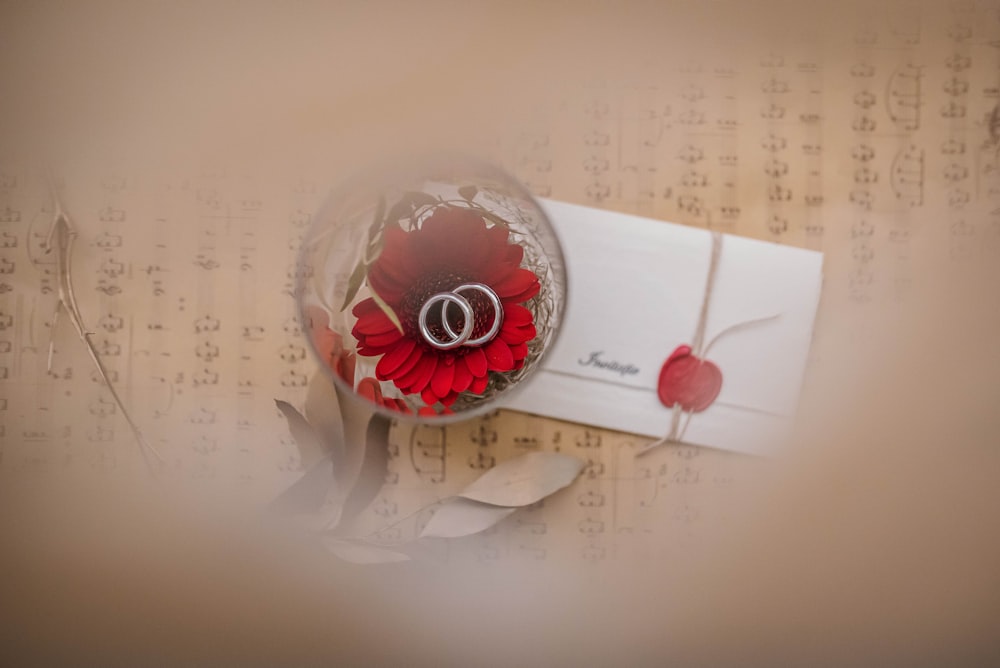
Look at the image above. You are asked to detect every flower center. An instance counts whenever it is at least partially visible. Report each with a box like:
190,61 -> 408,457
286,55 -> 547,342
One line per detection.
400,270 -> 498,349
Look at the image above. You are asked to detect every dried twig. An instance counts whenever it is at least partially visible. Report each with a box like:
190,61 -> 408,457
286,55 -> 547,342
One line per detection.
44,177 -> 163,472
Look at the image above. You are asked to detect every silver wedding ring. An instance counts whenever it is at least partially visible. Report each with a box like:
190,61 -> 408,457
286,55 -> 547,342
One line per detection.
418,282 -> 503,350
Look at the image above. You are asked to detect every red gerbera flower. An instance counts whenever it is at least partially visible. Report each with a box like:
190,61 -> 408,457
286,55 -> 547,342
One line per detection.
304,305 -> 414,415
351,205 -> 539,408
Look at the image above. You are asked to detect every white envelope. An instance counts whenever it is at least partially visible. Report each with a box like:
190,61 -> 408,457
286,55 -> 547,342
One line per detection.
504,200 -> 824,457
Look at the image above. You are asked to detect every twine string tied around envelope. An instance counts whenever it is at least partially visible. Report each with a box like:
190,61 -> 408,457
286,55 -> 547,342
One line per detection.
639,232 -> 780,456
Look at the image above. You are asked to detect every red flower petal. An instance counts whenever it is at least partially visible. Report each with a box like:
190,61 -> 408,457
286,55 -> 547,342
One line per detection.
503,280 -> 541,304
412,209 -> 486,270
362,328 -> 403,349
304,306 -> 339,362
353,308 -> 398,336
440,391 -> 459,407
509,341 -> 529,361
357,377 -> 383,404
484,339 -> 515,371
408,354 -> 438,393
451,357 -> 473,392
303,304 -> 329,329
499,322 -> 536,345
481,260 -> 519,286
481,225 -> 513,263
503,304 -> 533,326
421,386 -> 440,406
377,227 -> 423,284
367,270 -> 405,304
335,352 -> 357,384
430,360 -> 455,399
352,298 -> 381,319
494,268 -> 539,299
504,243 -> 524,265
375,338 -> 417,379
470,374 -> 489,394
464,347 -> 488,377
392,342 -> 425,380
394,352 -> 434,390
418,406 -> 438,417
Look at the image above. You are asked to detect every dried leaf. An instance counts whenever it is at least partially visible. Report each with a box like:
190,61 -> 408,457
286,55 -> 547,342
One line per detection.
362,233 -> 385,265
418,498 -> 516,539
477,208 -> 512,230
323,539 -> 410,564
458,185 -> 478,202
384,198 -> 411,225
366,195 -> 386,242
304,371 -> 347,475
269,454 -> 334,515
321,378 -> 379,531
339,260 -> 367,312
458,451 -> 585,507
384,191 -> 439,226
370,288 -> 404,334
403,190 -> 439,210
338,414 -> 391,524
275,399 -> 329,469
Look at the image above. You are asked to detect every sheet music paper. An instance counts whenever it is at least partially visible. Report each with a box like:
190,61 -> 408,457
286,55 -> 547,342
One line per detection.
1,2 -> 998,563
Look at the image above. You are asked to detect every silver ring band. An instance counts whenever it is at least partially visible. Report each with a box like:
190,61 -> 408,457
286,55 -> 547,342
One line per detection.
441,282 -> 503,347
418,291 -> 474,350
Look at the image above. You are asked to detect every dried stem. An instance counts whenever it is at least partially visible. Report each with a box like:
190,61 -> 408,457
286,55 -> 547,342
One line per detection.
45,180 -> 163,472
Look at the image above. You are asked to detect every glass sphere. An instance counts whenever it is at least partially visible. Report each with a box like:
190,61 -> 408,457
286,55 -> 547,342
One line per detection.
296,154 -> 566,422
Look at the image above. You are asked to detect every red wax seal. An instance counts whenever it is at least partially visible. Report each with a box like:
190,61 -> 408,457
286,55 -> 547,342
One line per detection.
657,344 -> 722,413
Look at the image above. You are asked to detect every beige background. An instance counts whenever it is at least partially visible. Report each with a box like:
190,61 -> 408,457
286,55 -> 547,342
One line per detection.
1,1 -> 999,666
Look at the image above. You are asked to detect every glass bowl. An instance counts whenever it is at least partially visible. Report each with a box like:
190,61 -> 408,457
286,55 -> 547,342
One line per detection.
295,154 -> 566,422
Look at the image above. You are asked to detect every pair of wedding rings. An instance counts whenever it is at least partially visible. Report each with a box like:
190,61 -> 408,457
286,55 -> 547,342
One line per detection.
418,282 -> 503,350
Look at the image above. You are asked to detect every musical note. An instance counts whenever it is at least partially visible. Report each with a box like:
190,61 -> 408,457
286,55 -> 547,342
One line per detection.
468,450 -> 496,470
578,490 -> 605,507
0,206 -> 22,223
94,232 -> 122,248
761,78 -> 789,94
583,156 -> 610,174
944,53 -> 971,72
578,518 -> 605,535
193,315 -> 221,333
891,145 -> 924,206
767,184 -> 793,202
760,103 -> 786,120
850,61 -> 876,78
853,90 -> 877,109
849,189 -> 874,210
763,159 -> 789,178
98,206 -> 126,223
677,144 -> 705,163
886,63 -> 922,131
761,133 -> 787,152
940,101 -> 966,119
768,215 -> 789,235
193,368 -> 220,387
409,424 -> 446,483
852,115 -> 877,132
